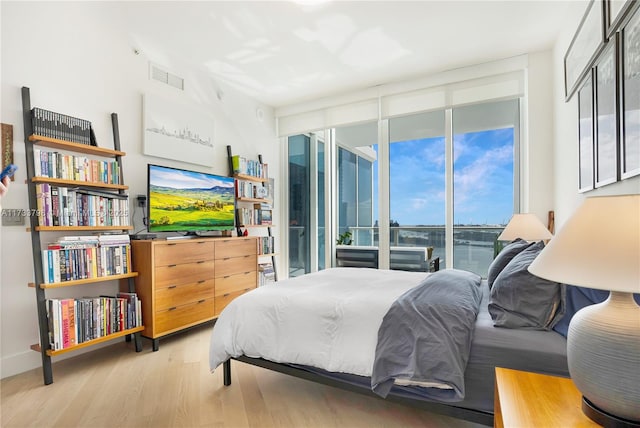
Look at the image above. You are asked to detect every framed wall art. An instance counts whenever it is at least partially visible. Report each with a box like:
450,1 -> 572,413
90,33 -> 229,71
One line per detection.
143,93 -> 215,167
594,37 -> 618,188
578,73 -> 595,192
606,0 -> 636,37
619,4 -> 640,179
565,0 -> 606,101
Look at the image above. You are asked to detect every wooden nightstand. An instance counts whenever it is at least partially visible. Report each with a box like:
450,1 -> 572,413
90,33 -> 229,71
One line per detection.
494,367 -> 600,428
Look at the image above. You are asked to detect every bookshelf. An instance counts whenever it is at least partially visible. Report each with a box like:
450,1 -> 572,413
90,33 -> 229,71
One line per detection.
227,145 -> 278,283
21,87 -> 143,385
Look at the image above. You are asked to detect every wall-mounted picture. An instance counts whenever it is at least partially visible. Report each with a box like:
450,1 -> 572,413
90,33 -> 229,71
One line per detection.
578,73 -> 594,192
565,0 -> 606,100
595,39 -> 618,187
606,0 -> 636,37
143,93 -> 215,167
620,5 -> 640,178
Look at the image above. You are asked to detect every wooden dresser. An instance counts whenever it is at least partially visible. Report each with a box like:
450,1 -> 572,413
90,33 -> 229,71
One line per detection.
131,237 -> 257,351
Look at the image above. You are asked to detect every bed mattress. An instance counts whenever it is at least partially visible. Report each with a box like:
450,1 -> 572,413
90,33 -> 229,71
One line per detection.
287,281 -> 569,413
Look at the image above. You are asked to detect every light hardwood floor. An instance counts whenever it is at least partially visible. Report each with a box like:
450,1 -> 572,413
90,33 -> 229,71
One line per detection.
1,324 -> 484,428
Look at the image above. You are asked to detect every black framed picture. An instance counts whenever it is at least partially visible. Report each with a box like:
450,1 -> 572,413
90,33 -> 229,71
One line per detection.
578,73 -> 595,192
620,4 -> 640,179
594,38 -> 619,188
606,0 -> 636,38
565,0 -> 606,101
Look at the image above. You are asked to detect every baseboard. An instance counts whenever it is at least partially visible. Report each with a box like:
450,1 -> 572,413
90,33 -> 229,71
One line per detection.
1,350 -> 41,379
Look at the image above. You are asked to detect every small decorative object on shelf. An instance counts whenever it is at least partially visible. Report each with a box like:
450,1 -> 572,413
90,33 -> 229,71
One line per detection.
227,145 -> 278,282
21,86 -> 142,385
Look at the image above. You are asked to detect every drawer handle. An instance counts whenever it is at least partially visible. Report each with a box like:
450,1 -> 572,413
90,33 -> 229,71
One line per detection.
223,275 -> 231,279
244,288 -> 251,292
197,299 -> 206,304
223,293 -> 230,297
168,243 -> 177,246
197,260 -> 205,264
168,285 -> 177,289
244,271 -> 252,275
197,280 -> 205,284
223,257 -> 231,261
168,264 -> 176,268
168,307 -> 177,311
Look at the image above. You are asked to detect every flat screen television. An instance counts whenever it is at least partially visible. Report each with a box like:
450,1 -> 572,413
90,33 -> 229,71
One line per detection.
147,164 -> 235,234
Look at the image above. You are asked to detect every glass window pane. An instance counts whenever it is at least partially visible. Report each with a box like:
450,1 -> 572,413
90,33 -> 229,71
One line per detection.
288,134 -> 310,277
318,141 -> 326,270
389,111 -> 446,269
452,99 -> 518,277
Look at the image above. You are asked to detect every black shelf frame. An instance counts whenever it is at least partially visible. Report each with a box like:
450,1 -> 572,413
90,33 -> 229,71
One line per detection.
21,86 -> 142,385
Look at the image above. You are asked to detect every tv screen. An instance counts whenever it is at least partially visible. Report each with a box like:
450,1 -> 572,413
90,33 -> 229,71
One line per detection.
147,164 -> 235,233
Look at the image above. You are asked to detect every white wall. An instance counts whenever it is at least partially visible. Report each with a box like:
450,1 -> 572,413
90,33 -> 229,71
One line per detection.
0,1 -> 279,378
551,2 -> 640,228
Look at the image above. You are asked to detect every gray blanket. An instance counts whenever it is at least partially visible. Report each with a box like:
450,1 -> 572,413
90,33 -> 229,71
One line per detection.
371,269 -> 483,400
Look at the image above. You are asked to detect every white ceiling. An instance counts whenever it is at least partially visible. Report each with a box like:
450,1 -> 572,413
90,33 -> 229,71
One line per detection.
119,0 -> 586,108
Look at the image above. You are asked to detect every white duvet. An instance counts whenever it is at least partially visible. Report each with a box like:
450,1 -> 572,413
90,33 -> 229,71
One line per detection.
209,267 -> 428,377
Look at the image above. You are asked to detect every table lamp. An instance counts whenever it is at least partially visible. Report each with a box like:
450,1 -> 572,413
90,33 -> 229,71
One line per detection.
528,194 -> 640,426
497,213 -> 553,241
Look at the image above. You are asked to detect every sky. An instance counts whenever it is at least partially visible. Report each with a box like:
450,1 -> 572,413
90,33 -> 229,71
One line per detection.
372,128 -> 514,226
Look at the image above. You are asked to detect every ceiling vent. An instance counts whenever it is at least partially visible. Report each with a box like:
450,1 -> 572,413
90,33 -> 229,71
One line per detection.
149,63 -> 184,91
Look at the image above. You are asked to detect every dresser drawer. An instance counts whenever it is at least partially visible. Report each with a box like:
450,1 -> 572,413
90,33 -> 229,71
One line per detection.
155,260 -> 215,288
215,238 -> 256,259
155,298 -> 215,336
215,255 -> 257,278
215,271 -> 256,296
154,240 -> 215,266
215,289 -> 250,316
155,279 -> 215,311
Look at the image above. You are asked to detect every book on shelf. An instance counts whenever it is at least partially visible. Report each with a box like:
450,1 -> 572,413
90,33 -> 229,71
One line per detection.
45,293 -> 142,350
231,154 -> 269,179
41,234 -> 131,283
34,184 -> 129,227
33,148 -> 121,184
31,107 -> 92,145
257,236 -> 275,255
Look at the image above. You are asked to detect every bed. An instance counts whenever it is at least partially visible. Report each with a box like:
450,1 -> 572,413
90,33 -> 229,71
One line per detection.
209,266 -> 569,426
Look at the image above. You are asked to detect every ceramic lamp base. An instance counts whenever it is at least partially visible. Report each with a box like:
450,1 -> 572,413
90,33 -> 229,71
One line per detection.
582,397 -> 640,428
568,292 -> 640,422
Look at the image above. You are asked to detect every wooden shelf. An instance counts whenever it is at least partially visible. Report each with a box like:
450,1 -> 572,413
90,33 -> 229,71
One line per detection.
30,326 -> 145,357
34,225 -> 133,231
239,224 -> 275,228
29,135 -> 126,157
234,173 -> 269,183
258,253 -> 277,257
236,196 -> 272,203
30,272 -> 138,289
31,176 -> 128,190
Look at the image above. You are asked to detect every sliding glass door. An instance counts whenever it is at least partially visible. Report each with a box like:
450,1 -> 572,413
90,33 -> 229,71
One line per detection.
388,111 -> 446,265
285,99 -> 520,278
452,100 -> 519,277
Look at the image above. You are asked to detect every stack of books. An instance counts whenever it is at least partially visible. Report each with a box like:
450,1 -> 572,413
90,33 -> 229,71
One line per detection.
231,155 -> 269,179
258,262 -> 276,286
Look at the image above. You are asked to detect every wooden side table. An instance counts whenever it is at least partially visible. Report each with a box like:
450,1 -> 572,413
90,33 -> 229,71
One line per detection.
494,367 -> 600,428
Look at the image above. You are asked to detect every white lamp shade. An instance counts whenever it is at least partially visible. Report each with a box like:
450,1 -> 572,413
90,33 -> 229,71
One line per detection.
528,194 -> 640,293
497,213 -> 553,242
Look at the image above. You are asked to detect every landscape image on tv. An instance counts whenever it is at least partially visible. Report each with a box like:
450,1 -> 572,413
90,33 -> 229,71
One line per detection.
148,164 -> 235,232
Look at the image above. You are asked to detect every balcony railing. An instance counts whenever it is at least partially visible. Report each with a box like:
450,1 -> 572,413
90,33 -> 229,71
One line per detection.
342,225 -> 504,277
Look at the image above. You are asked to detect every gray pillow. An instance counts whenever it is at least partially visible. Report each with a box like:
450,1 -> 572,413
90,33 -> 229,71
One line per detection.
487,238 -> 534,289
488,241 -> 565,330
